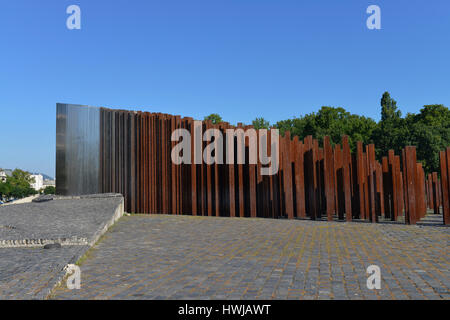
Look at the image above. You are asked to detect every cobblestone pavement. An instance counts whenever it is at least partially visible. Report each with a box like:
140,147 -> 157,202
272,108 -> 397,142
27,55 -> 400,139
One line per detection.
51,214 -> 449,300
0,194 -> 123,244
0,246 -> 88,300
0,194 -> 123,299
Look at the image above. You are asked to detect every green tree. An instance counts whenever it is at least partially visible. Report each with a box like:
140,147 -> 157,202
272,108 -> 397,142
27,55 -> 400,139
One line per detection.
372,92 -> 408,158
43,186 -> 56,195
276,106 -> 376,151
405,104 -> 450,173
252,117 -> 270,130
3,169 -> 37,199
204,113 -> 223,124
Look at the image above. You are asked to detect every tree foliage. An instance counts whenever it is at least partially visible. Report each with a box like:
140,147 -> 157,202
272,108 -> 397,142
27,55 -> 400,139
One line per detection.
276,106 -> 377,151
252,117 -> 270,130
204,113 -> 223,124
0,169 -> 37,200
43,186 -> 56,195
273,93 -> 449,174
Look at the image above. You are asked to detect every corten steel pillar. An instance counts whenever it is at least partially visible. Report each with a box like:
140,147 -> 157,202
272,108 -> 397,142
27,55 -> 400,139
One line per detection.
205,121 -> 213,216
382,156 -> 391,219
416,163 -> 426,220
313,139 -> 321,219
282,132 -> 294,219
438,177 -> 442,212
362,152 -> 370,220
440,150 -> 450,225
304,136 -> 317,219
227,124 -> 236,217
318,147 -> 325,218
367,144 -> 377,223
342,136 -> 352,221
444,148 -> 450,224
334,144 -> 344,219
294,139 -> 306,218
427,173 -> 433,210
388,151 -> 398,220
290,137 -> 298,218
247,126 -> 257,218
403,146 -> 418,225
356,142 -> 365,219
323,136 -> 334,221
189,118 -> 197,215
445,148 -> 450,224
432,172 -> 439,214
395,156 -> 403,217
376,162 -> 384,217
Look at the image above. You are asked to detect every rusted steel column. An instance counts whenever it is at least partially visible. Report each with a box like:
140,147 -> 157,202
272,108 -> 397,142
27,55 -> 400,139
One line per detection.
268,128 -> 275,218
143,113 -> 148,214
367,144 -> 377,223
444,148 -> 450,224
236,124 -> 244,218
291,137 -> 299,218
334,144 -> 344,220
438,177 -> 442,211
388,151 -> 397,220
313,139 -> 320,219
342,136 -> 352,221
382,157 -> 391,219
205,121 -> 213,216
129,112 -> 136,213
427,173 -> 433,210
440,151 -> 450,224
227,124 -> 236,217
404,146 -> 418,224
248,127 -> 257,218
402,149 -> 409,216
323,136 -> 334,221
394,156 -> 403,217
282,132 -> 294,219
356,142 -> 365,219
416,163 -> 426,220
318,147 -> 324,217
304,136 -> 317,219
376,162 -> 384,217
294,139 -> 306,218
188,118 -> 197,215
256,129 -> 264,217
214,124 -> 220,217
432,172 -> 439,214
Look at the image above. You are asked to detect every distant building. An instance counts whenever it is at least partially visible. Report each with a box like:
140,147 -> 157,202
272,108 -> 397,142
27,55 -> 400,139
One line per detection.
30,174 -> 44,191
43,179 -> 56,188
0,169 -> 12,183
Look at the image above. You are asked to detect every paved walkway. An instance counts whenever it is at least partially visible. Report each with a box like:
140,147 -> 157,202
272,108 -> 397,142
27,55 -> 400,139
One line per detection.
0,194 -> 123,299
51,214 -> 449,300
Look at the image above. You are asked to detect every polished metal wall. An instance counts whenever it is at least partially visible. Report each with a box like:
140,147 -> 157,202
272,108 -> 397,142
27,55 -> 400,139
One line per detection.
56,103 -> 101,195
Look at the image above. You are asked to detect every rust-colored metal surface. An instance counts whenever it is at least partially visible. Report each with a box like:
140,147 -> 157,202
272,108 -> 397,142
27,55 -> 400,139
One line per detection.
58,104 -> 449,225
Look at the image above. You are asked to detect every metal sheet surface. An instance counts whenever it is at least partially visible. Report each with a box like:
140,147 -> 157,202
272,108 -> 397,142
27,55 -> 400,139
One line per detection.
56,103 -> 100,195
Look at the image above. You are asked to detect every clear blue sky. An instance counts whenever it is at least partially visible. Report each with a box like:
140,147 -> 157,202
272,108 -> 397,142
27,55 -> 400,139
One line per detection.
1,0 -> 449,177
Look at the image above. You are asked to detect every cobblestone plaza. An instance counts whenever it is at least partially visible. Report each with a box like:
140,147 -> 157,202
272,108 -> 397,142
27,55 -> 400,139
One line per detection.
51,214 -> 449,300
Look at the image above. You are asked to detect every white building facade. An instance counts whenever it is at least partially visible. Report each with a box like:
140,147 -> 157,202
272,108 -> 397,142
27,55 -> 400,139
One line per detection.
30,174 -> 44,191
